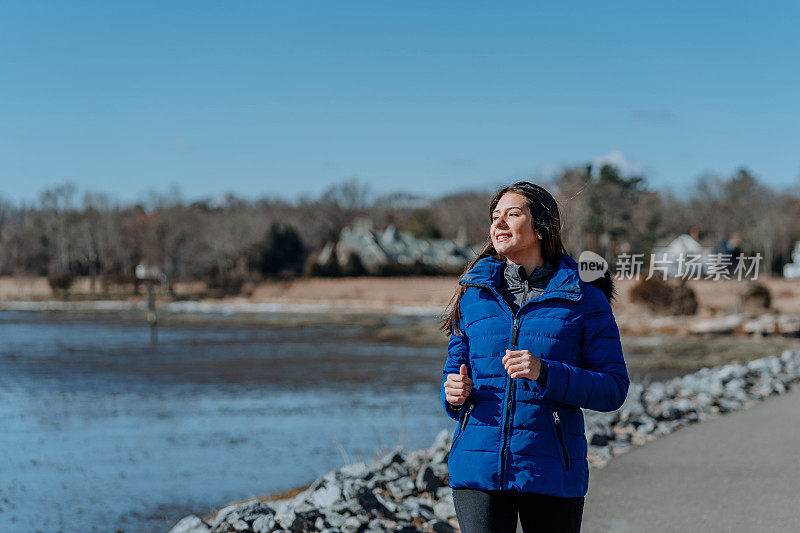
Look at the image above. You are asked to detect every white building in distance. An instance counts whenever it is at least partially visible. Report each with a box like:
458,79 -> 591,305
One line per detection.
318,220 -> 480,271
783,241 -> 800,279
650,234 -> 716,277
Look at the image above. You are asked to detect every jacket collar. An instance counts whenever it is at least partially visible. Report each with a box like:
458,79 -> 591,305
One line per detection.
503,259 -> 558,291
459,252 -> 583,302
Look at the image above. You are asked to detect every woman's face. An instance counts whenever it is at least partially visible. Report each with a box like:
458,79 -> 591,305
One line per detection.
490,192 -> 538,257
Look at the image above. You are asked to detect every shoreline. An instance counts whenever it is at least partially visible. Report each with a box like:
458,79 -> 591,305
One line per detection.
2,274 -> 800,316
170,349 -> 800,533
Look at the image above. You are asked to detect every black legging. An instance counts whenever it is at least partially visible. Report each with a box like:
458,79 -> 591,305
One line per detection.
452,488 -> 584,533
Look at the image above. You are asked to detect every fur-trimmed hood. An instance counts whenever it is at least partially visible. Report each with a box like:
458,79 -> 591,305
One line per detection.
589,267 -> 616,304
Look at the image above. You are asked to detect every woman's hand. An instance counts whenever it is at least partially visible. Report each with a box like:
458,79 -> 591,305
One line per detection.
444,364 -> 473,407
503,349 -> 542,380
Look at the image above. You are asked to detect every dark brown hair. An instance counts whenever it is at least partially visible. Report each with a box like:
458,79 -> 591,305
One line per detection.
440,181 -> 568,337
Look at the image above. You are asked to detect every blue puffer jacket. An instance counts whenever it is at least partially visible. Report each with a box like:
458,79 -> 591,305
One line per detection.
441,252 -> 629,497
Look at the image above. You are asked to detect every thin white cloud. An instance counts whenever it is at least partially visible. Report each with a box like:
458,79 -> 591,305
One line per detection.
591,151 -> 643,177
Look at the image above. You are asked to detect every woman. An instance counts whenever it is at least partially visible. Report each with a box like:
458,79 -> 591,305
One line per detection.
440,182 -> 629,533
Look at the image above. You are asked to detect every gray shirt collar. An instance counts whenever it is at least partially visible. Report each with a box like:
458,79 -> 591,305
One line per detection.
503,259 -> 558,290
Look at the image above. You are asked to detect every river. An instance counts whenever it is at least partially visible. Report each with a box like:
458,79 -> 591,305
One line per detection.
0,311 -> 448,532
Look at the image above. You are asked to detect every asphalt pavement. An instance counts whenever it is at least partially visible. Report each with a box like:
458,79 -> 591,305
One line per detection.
579,385 -> 800,532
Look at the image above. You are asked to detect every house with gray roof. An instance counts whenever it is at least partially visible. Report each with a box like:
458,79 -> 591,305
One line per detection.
317,220 -> 479,272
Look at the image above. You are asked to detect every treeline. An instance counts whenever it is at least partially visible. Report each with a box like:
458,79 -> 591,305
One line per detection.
0,179 -> 492,293
0,165 -> 798,294
555,165 -> 800,276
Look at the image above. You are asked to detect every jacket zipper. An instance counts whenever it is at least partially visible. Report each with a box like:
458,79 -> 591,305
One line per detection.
452,402 -> 475,449
501,279 -> 529,480
552,410 -> 570,470
500,317 -> 520,481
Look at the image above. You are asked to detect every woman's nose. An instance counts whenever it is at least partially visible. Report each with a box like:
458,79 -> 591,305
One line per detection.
494,216 -> 508,229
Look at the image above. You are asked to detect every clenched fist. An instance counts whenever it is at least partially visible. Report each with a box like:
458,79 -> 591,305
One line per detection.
444,364 -> 473,407
502,349 -> 542,380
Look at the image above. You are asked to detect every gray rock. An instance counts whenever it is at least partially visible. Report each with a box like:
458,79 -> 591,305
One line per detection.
341,515 -> 367,533
274,506 -> 297,530
694,391 -> 713,408
238,500 -> 275,522
252,514 -> 276,533
431,449 -> 449,465
280,516 -> 314,533
169,515 -> 211,533
430,429 -> 450,451
321,510 -> 347,528
589,445 -> 612,461
366,517 -> 398,532
339,461 -> 369,478
415,465 -> 441,493
293,502 -> 322,522
433,499 -> 456,519
589,432 -> 610,446
674,398 -> 695,413
434,487 -> 452,500
381,463 -> 408,482
717,363 -> 746,383
340,477 -> 369,501
386,477 -> 416,499
655,421 -> 675,435
330,498 -> 364,517
212,503 -> 242,526
430,461 -> 449,479
426,518 -> 457,533
209,499 -> 274,530
402,497 -> 436,520
634,416 -> 655,434
373,493 -> 399,514
230,519 -> 250,531
306,471 -> 338,494
311,483 -> 343,508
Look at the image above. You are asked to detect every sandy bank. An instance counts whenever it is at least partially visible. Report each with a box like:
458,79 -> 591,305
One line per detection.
3,275 -> 799,315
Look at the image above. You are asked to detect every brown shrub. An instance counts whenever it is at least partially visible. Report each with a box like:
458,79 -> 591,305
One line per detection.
739,282 -> 771,316
629,277 -> 698,315
47,272 -> 74,299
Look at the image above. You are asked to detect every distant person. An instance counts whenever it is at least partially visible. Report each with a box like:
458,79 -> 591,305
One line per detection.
440,182 -> 629,533
714,232 -> 743,273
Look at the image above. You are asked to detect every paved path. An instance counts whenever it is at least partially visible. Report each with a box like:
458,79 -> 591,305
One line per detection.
578,386 -> 800,532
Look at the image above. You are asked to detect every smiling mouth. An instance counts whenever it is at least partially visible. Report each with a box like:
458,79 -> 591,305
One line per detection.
496,234 -> 512,242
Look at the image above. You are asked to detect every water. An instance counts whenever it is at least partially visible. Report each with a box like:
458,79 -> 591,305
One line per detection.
0,311 -> 448,532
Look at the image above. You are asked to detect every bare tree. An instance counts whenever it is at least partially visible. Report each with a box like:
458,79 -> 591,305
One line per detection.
38,182 -> 77,274
316,178 -> 372,241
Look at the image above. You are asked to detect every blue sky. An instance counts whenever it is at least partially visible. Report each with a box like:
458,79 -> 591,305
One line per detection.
1,1 -> 798,205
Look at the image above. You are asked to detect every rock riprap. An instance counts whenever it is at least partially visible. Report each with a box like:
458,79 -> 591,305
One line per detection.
170,349 -> 800,533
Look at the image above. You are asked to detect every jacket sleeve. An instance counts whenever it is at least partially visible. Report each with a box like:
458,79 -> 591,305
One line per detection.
440,316 -> 471,421
541,288 -> 629,412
